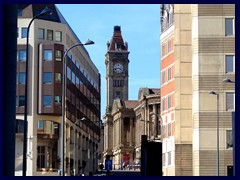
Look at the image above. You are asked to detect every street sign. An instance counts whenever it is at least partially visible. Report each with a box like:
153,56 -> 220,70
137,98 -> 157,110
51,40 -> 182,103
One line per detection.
105,160 -> 112,171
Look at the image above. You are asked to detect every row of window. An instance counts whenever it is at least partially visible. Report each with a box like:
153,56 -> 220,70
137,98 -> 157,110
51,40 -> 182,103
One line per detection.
38,28 -> 62,42
162,151 -> 174,167
16,95 -> 62,107
162,122 -> 175,138
161,66 -> 174,85
17,27 -> 62,42
161,92 -> 235,112
161,37 -> 173,58
113,80 -> 124,87
162,94 -> 174,112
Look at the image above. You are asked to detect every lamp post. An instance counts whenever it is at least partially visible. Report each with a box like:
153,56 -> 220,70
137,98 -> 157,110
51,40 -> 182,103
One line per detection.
223,77 -> 235,176
74,117 -> 86,176
23,7 -> 52,176
61,40 -> 94,176
208,90 -> 219,176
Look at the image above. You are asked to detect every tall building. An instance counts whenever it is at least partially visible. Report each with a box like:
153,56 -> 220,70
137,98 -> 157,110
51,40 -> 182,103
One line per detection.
160,4 -> 235,176
16,4 -> 101,176
103,25 -> 130,161
103,26 -> 161,171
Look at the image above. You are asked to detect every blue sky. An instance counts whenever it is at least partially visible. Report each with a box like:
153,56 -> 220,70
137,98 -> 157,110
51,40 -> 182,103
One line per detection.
56,4 -> 160,117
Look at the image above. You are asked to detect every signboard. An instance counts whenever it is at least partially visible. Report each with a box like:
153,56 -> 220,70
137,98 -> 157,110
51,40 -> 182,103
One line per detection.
105,160 -> 112,171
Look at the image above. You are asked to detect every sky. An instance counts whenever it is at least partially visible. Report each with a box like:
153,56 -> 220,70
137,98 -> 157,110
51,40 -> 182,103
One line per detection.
56,4 -> 160,118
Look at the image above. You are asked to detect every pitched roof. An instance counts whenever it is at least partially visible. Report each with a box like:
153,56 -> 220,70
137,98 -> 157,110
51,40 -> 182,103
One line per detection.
123,100 -> 140,109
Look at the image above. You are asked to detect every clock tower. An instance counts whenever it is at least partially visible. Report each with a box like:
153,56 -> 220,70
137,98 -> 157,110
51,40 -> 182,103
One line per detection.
105,25 -> 130,113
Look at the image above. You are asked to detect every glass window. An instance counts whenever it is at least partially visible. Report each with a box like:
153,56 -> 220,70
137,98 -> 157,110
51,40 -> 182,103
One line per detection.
43,96 -> 52,106
55,31 -> 62,42
19,72 -> 26,84
168,67 -> 171,81
19,96 -> 25,106
55,50 -> 62,61
168,95 -> 171,109
168,123 -> 171,137
38,28 -> 44,39
16,96 -> 18,107
43,72 -> 52,83
37,146 -> 45,168
225,55 -> 234,73
162,71 -> 165,84
38,120 -> 44,129
55,96 -> 62,104
19,50 -> 26,61
44,50 -> 52,61
67,67 -> 71,80
72,72 -> 75,84
55,73 -> 61,83
226,92 -> 235,111
21,27 -> 27,38
226,130 -> 233,149
225,18 -> 234,36
47,29 -> 53,40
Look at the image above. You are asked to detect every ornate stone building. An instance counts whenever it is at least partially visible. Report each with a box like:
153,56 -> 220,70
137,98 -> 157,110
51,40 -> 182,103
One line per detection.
102,25 -> 161,171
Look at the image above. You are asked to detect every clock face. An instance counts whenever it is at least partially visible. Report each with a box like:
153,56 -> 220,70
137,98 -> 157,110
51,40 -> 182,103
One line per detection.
114,63 -> 124,73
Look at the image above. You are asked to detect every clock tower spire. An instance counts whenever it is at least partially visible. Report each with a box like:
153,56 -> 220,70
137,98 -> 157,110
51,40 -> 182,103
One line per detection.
105,25 -> 130,113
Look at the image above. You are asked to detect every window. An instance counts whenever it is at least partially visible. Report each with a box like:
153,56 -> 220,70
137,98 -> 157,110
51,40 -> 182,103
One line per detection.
55,73 -> 61,83
168,67 -> 171,81
168,95 -> 171,109
226,130 -> 233,149
226,92 -> 235,111
55,50 -> 62,61
54,96 -> 62,104
168,123 -> 171,137
225,18 -> 234,36
168,39 -> 171,53
21,27 -> 27,38
115,91 -> 121,99
19,96 -> 25,106
162,70 -> 166,84
38,28 -> 44,39
47,30 -> 53,40
43,96 -> 52,106
168,152 -> 171,166
19,72 -> 26,84
162,98 -> 166,111
19,50 -> 26,61
43,72 -> 52,83
67,67 -> 71,80
37,146 -> 45,168
55,31 -> 62,42
37,120 -> 44,129
225,55 -> 234,73
43,50 -> 52,61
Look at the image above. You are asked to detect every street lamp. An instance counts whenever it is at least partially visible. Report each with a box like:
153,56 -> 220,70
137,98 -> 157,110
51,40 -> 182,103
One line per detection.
223,78 -> 235,176
208,90 -> 219,176
61,39 -> 94,176
23,7 -> 52,176
74,117 -> 86,176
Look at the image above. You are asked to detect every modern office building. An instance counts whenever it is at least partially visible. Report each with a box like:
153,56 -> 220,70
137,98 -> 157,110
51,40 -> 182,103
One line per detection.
16,4 -> 101,176
160,4 -> 235,176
